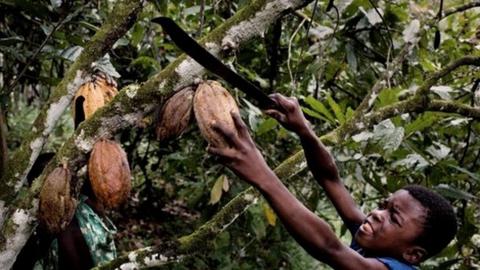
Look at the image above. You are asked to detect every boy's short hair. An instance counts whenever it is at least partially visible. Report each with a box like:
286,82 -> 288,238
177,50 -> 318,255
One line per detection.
403,185 -> 457,259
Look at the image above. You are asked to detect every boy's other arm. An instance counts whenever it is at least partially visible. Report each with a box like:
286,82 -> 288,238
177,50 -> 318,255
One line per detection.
265,94 -> 365,226
208,113 -> 387,270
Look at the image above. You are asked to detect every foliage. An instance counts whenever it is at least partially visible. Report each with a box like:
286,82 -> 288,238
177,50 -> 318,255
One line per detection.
1,0 -> 480,269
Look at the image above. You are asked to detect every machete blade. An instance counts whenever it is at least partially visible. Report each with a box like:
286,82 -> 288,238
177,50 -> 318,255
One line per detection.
152,17 -> 277,109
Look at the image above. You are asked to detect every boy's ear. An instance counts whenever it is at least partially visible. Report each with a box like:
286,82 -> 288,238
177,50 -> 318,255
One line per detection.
402,246 -> 427,265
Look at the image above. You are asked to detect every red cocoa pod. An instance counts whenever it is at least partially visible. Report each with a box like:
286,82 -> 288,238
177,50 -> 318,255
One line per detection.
193,81 -> 240,147
88,139 -> 131,209
38,166 -> 77,234
155,86 -> 194,141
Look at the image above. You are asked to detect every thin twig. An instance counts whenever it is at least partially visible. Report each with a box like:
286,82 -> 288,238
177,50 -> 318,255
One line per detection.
0,107 -> 7,179
196,0 -> 206,37
460,79 -> 480,165
288,17 -> 307,93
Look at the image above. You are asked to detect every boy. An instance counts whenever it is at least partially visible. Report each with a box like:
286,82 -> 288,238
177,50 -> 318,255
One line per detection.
208,93 -> 457,269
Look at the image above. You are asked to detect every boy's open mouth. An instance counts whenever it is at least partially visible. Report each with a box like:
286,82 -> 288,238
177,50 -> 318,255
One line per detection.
360,221 -> 374,235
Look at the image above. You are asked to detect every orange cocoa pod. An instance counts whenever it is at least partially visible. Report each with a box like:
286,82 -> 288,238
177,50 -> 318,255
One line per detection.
193,81 -> 240,147
38,166 -> 77,234
73,81 -> 105,122
93,75 -> 118,103
72,74 -> 118,128
155,87 -> 194,141
88,139 -> 131,209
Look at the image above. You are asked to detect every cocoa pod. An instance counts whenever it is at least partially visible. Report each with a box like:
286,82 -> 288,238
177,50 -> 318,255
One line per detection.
38,166 -> 77,234
155,87 -> 194,141
73,81 -> 105,123
93,75 -> 118,103
193,81 -> 240,147
72,74 -> 118,127
88,139 -> 131,209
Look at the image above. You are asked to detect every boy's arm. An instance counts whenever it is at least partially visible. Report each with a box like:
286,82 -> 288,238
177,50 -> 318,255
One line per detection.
208,113 -> 387,270
265,94 -> 365,227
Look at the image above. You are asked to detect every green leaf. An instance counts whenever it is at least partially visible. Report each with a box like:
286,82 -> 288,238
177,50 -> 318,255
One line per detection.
345,107 -> 355,121
60,46 -> 83,61
418,49 -> 437,72
345,43 -> 357,72
434,184 -> 477,200
131,23 -> 146,47
256,118 -> 278,135
0,36 -> 25,46
372,120 -> 404,152
302,107 -> 330,122
326,94 -> 345,124
448,165 -> 480,183
304,96 -> 335,123
405,112 -> 441,137
130,56 -> 161,71
376,87 -> 402,108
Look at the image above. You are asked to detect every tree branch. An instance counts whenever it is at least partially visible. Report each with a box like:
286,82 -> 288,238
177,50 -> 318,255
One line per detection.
442,0 -> 480,19
415,56 -> 480,97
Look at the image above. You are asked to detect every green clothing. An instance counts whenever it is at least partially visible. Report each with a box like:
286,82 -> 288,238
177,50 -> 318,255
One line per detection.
75,196 -> 117,265
34,196 -> 117,269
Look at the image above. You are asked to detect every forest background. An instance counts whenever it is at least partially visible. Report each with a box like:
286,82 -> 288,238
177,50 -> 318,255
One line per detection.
0,0 -> 479,269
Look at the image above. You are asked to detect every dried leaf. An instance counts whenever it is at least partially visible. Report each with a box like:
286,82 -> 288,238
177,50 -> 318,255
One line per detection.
209,175 -> 226,205
263,202 -> 277,226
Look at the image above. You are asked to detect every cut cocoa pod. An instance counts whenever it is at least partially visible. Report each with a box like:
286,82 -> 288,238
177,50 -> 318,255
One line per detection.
88,139 -> 131,209
73,81 -> 105,126
193,81 -> 240,147
38,165 -> 77,234
72,74 -> 118,128
155,86 -> 194,141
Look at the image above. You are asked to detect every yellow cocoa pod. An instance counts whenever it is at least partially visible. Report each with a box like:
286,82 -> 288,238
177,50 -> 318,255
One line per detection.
88,139 -> 131,209
155,87 -> 194,141
38,166 -> 77,234
193,81 -> 240,147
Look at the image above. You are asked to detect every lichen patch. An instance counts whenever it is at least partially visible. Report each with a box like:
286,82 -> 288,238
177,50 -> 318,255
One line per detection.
222,0 -> 299,49
74,129 -> 95,153
119,262 -> 140,270
175,58 -> 206,85
126,85 -> 139,98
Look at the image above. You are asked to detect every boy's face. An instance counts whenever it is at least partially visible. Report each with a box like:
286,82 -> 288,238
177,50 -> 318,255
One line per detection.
354,189 -> 426,259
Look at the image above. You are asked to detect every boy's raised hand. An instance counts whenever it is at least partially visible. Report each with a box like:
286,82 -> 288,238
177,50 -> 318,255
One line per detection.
207,112 -> 271,186
265,94 -> 310,135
